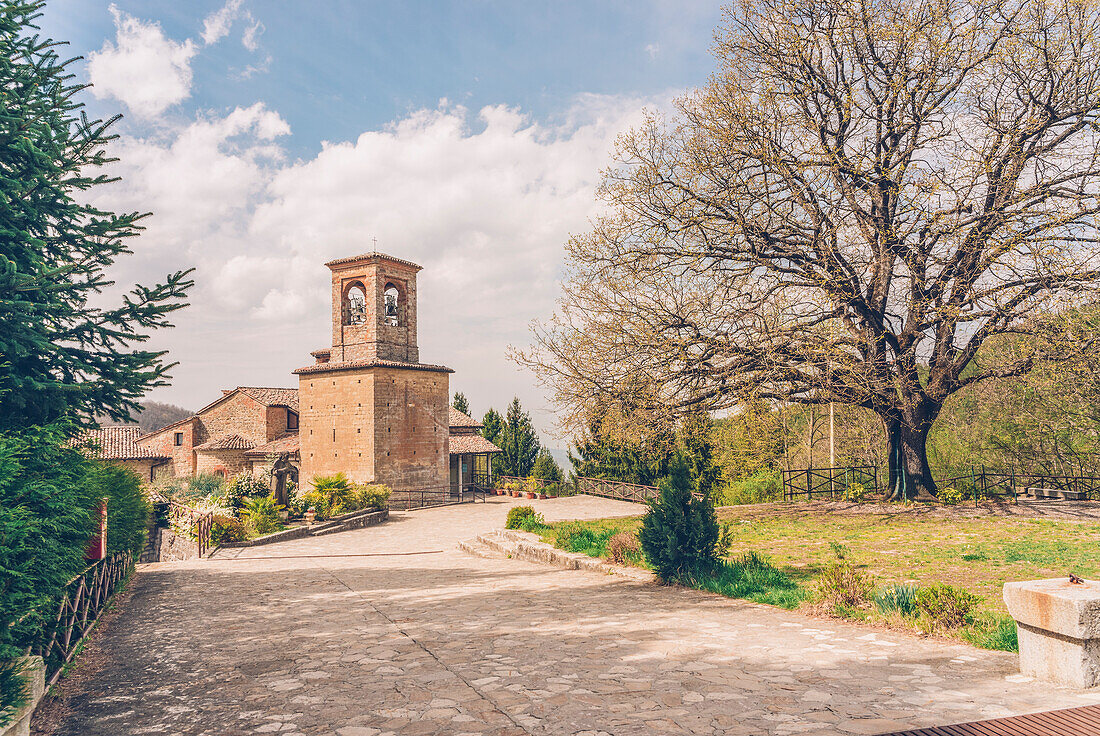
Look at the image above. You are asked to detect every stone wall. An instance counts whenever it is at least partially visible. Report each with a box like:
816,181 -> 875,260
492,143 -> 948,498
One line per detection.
137,419 -> 195,477
329,257 -> 420,364
299,368 -> 377,484
194,392 -> 270,447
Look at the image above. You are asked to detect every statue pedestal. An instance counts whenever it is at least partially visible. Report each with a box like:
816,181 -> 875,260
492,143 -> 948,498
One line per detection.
1004,578 -> 1100,688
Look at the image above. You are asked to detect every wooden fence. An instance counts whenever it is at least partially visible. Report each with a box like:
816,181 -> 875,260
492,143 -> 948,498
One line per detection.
30,551 -> 134,688
576,476 -> 660,503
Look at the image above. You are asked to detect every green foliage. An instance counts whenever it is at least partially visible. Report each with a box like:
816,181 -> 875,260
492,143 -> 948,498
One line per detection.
0,1 -> 193,430
452,392 -> 470,415
817,561 -> 873,609
915,584 -> 981,630
506,505 -> 538,530
711,400 -> 786,480
873,583 -> 918,615
714,521 -> 734,559
638,458 -> 720,582
939,486 -> 964,505
531,448 -> 564,482
306,473 -> 354,519
189,473 -> 227,498
499,397 -> 541,477
828,540 -> 850,560
553,523 -> 619,557
963,615 -> 1019,652
842,482 -> 866,502
353,483 -> 390,511
481,408 -> 505,476
688,553 -> 805,609
568,403 -> 673,486
0,659 -> 26,728
240,495 -> 284,537
210,514 -> 248,544
714,468 -> 782,506
678,410 -> 721,498
87,463 -> 150,558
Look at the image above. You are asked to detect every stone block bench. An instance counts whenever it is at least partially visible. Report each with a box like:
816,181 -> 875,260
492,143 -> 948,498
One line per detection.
1004,577 -> 1100,688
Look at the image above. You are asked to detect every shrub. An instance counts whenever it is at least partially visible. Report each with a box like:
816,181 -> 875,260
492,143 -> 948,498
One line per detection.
240,495 -> 284,536
222,472 -> 270,512
87,461 -> 150,559
939,486 -> 964,506
817,561 -> 873,609
187,473 -> 225,498
306,473 -> 355,519
915,584 -> 980,629
0,660 -> 26,728
352,483 -> 391,511
873,583 -> 918,615
714,468 -> 782,506
714,521 -> 734,559
506,505 -> 537,529
518,512 -> 546,533
553,523 -> 618,556
828,540 -> 850,560
210,515 -> 248,544
638,458 -> 720,582
606,532 -> 641,565
842,482 -> 866,502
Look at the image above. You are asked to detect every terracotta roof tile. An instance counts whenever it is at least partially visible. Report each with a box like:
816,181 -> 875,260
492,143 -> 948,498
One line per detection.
194,434 -> 255,451
324,252 -> 422,271
237,387 -> 299,411
294,358 -> 453,375
448,407 -> 483,429
75,427 -> 169,460
244,434 -> 301,457
448,434 -> 501,455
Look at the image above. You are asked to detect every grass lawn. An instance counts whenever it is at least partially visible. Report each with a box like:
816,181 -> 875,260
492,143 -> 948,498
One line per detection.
535,502 -> 1100,651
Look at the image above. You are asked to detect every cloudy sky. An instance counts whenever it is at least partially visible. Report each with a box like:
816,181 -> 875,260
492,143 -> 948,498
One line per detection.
40,0 -> 723,441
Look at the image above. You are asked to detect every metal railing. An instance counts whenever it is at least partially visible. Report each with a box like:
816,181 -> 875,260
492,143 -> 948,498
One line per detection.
30,551 -> 134,688
389,484 -> 488,511
167,501 -> 214,557
493,475 -> 572,496
783,466 -> 878,501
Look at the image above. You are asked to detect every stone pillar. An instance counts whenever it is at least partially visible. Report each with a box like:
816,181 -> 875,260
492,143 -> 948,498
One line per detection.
1003,578 -> 1100,688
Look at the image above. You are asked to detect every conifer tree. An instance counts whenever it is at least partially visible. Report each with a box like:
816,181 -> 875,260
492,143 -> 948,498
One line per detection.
678,410 -> 720,498
531,448 -> 563,483
0,1 -> 193,431
499,397 -> 540,477
451,392 -> 470,416
481,407 -> 505,476
638,455 -> 719,582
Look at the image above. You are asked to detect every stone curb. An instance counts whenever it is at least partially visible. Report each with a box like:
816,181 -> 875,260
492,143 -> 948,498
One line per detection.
460,529 -> 653,583
220,510 -> 388,548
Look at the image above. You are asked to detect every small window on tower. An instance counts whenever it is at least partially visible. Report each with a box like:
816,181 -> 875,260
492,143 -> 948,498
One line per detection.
287,411 -> 299,431
384,284 -> 400,326
174,432 -> 183,446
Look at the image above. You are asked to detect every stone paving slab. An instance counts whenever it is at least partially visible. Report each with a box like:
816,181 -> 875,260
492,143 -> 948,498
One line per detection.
44,496 -> 1100,735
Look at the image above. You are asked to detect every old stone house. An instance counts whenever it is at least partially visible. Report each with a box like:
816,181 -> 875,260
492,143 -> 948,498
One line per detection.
122,252 -> 499,496
74,426 -> 170,481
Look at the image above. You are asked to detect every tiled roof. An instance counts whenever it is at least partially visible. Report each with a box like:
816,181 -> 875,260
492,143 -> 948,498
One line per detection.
448,434 -> 501,455
324,252 -> 422,271
237,387 -> 299,411
294,358 -> 453,375
194,434 -> 255,451
75,427 -> 169,460
448,407 -> 483,429
244,434 -> 301,457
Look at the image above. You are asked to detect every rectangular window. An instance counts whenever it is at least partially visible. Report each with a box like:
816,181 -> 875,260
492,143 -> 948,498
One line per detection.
174,432 -> 183,446
287,411 -> 299,430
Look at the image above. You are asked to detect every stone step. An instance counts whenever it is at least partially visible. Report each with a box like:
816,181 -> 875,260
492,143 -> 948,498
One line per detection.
464,528 -> 654,582
310,523 -> 350,537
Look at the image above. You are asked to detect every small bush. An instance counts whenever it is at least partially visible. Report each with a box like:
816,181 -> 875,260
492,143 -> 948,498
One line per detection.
0,660 -> 27,728
939,486 -> 964,505
817,561 -> 873,609
210,514 -> 248,544
353,483 -> 390,511
222,472 -> 270,511
639,458 -> 720,582
714,521 -> 734,559
506,505 -> 537,529
305,473 -> 355,519
553,523 -> 618,557
518,512 -> 546,533
715,468 -> 782,506
873,583 -> 918,615
240,495 -> 284,536
606,532 -> 641,565
828,540 -> 850,560
187,473 -> 225,498
88,462 -> 150,558
842,482 -> 866,502
915,584 -> 980,629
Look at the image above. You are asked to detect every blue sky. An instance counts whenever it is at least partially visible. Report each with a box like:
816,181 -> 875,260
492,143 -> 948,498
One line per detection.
37,0 -> 723,440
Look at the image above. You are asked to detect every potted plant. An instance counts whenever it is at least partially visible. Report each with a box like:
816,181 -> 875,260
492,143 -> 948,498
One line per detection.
305,507 -> 316,525
526,491 -> 537,499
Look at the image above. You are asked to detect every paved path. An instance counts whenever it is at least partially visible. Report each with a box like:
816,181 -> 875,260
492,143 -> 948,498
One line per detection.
46,496 -> 1100,736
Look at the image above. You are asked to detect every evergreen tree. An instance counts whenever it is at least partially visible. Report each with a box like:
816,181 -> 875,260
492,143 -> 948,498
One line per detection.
499,397 -> 540,477
451,392 -> 470,416
0,2 -> 193,431
481,407 -> 505,476
568,403 -> 673,485
638,456 -> 720,583
531,448 -> 563,483
678,410 -> 721,498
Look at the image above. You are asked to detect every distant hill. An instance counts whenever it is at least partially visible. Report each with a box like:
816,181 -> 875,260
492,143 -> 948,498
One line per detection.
97,401 -> 192,434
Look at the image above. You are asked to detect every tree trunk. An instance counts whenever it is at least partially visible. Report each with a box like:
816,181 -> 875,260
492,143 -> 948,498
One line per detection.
884,409 -> 938,501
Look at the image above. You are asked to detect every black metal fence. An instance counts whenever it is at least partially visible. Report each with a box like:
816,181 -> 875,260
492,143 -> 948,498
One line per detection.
29,551 -> 134,688
388,484 -> 488,511
782,466 -> 878,501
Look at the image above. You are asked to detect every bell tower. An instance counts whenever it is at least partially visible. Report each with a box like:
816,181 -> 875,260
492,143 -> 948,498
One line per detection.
327,252 -> 420,364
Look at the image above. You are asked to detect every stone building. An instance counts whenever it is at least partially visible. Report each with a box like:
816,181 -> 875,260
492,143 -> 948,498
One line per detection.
128,251 -> 499,495
74,426 -> 169,481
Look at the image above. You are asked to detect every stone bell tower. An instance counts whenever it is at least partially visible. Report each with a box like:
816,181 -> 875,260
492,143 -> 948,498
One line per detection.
295,252 -> 452,491
328,252 -> 420,364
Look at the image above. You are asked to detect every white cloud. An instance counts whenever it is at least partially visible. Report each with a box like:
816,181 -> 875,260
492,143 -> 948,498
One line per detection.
242,20 -> 264,51
92,96 -> 657,437
645,43 -> 661,59
201,0 -> 244,45
86,5 -> 198,119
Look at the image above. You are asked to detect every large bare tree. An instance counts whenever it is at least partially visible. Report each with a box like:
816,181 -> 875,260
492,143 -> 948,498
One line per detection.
519,0 -> 1100,499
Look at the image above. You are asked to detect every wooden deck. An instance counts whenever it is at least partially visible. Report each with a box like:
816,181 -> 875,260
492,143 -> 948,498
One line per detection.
881,704 -> 1100,735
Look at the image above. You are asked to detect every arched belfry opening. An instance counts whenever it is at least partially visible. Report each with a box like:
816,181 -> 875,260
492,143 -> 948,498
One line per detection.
384,283 -> 401,326
343,282 -> 367,325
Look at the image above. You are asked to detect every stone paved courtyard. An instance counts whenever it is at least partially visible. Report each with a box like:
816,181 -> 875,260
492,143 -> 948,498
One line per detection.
43,496 -> 1100,736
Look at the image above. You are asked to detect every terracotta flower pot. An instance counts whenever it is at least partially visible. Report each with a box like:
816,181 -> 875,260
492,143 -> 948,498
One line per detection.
526,492 -> 537,499
538,493 -> 548,500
